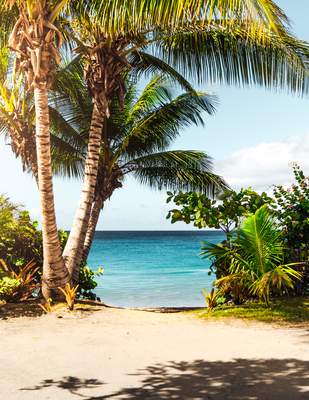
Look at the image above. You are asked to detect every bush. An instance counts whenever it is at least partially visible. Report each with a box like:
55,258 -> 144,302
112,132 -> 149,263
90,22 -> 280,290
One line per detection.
0,195 -> 103,302
0,259 -> 39,302
0,275 -> 21,301
202,206 -> 302,305
0,195 -> 43,270
273,164 -> 309,294
168,165 -> 308,295
78,266 -> 104,300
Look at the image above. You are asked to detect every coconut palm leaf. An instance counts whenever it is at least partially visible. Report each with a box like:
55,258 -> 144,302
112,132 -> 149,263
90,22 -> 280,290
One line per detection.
153,23 -> 309,92
125,150 -> 227,194
77,0 -> 289,37
238,205 -> 283,274
51,55 -> 85,106
118,86 -> 217,158
128,75 -> 173,121
129,51 -> 196,93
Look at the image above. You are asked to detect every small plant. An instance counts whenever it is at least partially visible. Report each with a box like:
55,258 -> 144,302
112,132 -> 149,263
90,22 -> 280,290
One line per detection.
78,266 -> 104,300
0,275 -> 21,301
201,288 -> 221,312
0,259 -> 39,301
58,283 -> 79,311
39,298 -> 53,313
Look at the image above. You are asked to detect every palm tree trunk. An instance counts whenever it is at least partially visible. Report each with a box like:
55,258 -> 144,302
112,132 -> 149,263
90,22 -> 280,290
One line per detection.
75,197 -> 105,282
33,87 -> 70,299
63,105 -> 104,278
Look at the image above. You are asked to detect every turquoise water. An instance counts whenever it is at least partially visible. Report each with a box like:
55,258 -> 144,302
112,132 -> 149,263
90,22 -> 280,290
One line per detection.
88,231 -> 224,308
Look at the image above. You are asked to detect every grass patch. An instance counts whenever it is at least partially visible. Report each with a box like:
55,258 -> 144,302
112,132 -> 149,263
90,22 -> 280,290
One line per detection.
193,297 -> 309,325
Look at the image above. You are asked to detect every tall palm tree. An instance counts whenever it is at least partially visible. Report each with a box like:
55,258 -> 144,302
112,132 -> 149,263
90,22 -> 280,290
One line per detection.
2,0 -> 72,297
62,0 -> 309,277
0,47 -> 226,283
51,74 -> 228,282
2,1 -> 309,294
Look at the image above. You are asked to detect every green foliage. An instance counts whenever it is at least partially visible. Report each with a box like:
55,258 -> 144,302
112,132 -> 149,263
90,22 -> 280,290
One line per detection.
167,188 -> 273,236
0,195 -> 43,270
273,164 -> 309,270
201,288 -> 225,312
203,206 -> 302,305
0,275 -> 20,301
0,259 -> 39,301
78,266 -> 104,301
168,165 -> 308,297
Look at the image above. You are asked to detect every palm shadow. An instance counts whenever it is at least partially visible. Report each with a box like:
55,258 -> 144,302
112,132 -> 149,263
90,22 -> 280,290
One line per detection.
20,358 -> 309,399
21,376 -> 104,397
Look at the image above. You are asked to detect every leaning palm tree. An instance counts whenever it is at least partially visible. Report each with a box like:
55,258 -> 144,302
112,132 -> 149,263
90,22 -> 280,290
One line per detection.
51,75 -> 228,282
62,0 -> 309,277
0,46 -> 226,284
2,1 -> 309,294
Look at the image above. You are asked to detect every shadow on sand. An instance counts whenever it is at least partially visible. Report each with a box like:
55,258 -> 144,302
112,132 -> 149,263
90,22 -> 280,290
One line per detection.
20,358 -> 309,399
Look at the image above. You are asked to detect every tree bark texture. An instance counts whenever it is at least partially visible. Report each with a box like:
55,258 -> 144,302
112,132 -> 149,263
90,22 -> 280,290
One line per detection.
63,104 -> 104,278
33,86 -> 70,298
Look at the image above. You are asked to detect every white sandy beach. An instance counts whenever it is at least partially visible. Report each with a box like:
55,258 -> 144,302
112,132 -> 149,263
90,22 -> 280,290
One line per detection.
0,307 -> 308,400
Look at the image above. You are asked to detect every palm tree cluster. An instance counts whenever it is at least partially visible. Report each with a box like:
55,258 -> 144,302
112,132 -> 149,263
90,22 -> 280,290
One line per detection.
0,0 -> 308,300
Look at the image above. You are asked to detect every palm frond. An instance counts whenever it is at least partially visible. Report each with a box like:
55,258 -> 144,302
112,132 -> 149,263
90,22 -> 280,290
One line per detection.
117,90 -> 217,159
154,23 -> 309,93
76,0 -> 289,37
129,51 -> 196,93
128,75 -> 173,121
125,150 -> 227,195
52,55 -> 86,106
49,106 -> 86,152
239,205 -> 283,274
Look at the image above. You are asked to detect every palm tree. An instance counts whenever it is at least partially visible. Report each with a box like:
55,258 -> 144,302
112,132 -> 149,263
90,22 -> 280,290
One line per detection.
0,50 -> 86,181
2,0 -> 72,297
0,46 -> 226,283
2,1 -> 309,293
62,0 -> 309,277
203,206 -> 302,305
53,74 -> 228,282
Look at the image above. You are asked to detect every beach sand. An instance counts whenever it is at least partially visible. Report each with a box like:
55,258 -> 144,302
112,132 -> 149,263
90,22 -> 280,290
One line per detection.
0,307 -> 308,399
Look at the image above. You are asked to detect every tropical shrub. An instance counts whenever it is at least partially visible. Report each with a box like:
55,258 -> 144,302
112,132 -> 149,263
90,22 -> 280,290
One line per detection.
273,164 -> 309,293
78,266 -> 104,301
0,195 -> 43,269
0,275 -> 20,302
201,288 -> 225,311
202,206 -> 302,305
0,195 -> 103,301
167,188 -> 274,278
167,188 -> 273,239
58,283 -> 79,311
0,259 -> 39,301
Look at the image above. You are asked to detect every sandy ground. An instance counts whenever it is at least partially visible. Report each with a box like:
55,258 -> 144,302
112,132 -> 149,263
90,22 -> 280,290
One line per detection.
0,307 -> 308,400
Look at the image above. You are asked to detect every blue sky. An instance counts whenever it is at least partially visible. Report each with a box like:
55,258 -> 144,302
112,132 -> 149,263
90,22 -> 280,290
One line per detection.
0,0 -> 308,230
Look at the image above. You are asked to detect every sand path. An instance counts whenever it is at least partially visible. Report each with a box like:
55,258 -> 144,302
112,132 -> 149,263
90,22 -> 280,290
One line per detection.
0,308 -> 308,399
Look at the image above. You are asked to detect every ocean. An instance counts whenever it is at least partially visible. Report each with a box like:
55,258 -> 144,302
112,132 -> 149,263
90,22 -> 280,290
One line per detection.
88,231 -> 225,308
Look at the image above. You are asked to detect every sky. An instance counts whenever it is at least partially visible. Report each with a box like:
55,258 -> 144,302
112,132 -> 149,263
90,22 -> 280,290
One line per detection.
0,0 -> 308,230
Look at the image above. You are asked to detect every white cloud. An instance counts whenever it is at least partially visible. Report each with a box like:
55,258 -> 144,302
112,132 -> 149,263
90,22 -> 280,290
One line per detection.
216,134 -> 309,191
